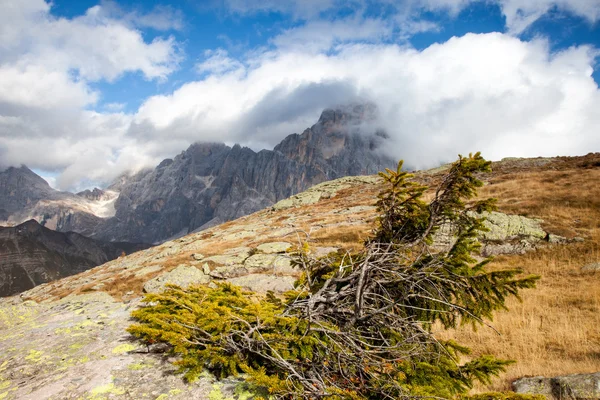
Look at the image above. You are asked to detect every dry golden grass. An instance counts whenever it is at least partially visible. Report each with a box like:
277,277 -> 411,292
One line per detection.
309,224 -> 371,250
483,168 -> 600,237
435,159 -> 600,391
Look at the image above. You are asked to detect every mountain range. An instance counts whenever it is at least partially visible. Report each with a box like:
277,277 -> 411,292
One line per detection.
1,104 -> 396,244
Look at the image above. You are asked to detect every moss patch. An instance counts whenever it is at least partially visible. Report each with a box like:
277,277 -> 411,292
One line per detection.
111,343 -> 137,355
87,383 -> 126,399
24,350 -> 45,363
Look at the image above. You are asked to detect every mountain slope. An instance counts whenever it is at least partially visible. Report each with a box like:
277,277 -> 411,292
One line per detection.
0,220 -> 149,297
0,154 -> 598,399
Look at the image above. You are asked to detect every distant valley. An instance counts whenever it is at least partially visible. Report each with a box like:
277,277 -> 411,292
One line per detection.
0,220 -> 149,297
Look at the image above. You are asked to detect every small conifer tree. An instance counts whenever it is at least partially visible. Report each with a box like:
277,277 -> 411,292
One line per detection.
128,152 -> 539,399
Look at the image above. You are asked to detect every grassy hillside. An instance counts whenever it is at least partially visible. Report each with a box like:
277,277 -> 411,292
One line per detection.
19,153 -> 600,393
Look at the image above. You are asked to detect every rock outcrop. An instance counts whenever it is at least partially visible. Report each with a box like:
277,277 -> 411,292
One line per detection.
432,211 -> 566,257
513,372 -> 600,400
0,220 -> 149,297
143,265 -> 210,293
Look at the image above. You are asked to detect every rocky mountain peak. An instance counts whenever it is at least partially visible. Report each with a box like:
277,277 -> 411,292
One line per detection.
90,105 -> 397,243
77,188 -> 107,201
0,165 -> 54,215
1,105 -> 396,244
274,103 -> 388,171
14,219 -> 43,233
317,103 -> 378,127
1,165 -> 51,191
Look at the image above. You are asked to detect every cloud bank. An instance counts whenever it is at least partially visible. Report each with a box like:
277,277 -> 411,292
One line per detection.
0,0 -> 599,190
133,33 -> 600,171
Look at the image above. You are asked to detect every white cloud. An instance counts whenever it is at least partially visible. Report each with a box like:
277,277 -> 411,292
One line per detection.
98,0 -> 184,31
103,102 -> 127,112
272,16 -> 393,52
196,49 -> 245,75
132,33 -> 600,172
498,0 -> 600,34
0,0 -> 181,82
0,64 -> 97,110
223,0 -> 341,19
1,0 -> 599,191
0,0 -> 182,189
223,0 -> 600,36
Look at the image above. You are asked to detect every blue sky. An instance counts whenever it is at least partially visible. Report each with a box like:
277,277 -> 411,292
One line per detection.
1,0 -> 599,190
50,0 -> 600,113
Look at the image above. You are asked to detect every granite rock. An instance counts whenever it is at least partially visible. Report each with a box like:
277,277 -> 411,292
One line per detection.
513,372 -> 600,400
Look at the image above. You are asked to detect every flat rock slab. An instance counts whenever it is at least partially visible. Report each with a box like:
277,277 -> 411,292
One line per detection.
312,247 -> 340,258
243,254 -> 296,275
143,265 -> 210,293
227,274 -> 296,293
222,230 -> 255,241
256,242 -> 292,254
272,175 -> 380,210
203,253 -> 248,266
209,265 -> 248,279
0,293 -> 251,400
133,264 -> 163,277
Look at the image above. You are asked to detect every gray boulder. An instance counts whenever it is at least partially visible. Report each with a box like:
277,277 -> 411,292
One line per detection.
432,211 -> 564,256
479,211 -> 547,241
513,372 -> 600,400
244,254 -> 295,274
582,262 -> 600,271
256,242 -> 292,254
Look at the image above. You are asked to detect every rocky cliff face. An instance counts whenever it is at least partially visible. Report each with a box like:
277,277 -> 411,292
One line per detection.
93,104 -> 396,243
0,220 -> 149,297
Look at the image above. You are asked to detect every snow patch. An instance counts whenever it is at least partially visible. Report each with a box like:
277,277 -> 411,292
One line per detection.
29,190 -> 120,219
84,190 -> 119,218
